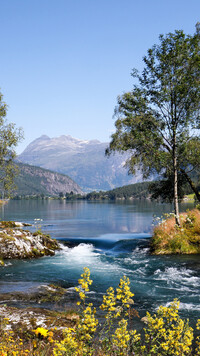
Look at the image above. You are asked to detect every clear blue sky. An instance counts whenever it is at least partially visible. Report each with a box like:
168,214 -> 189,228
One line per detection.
1,0 -> 199,153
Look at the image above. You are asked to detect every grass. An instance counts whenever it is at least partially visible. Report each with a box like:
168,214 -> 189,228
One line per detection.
151,208 -> 200,255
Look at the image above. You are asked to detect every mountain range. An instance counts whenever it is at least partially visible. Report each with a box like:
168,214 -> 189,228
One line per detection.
18,135 -> 143,191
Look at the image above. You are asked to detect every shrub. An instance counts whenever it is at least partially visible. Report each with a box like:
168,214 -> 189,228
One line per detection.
151,209 -> 200,255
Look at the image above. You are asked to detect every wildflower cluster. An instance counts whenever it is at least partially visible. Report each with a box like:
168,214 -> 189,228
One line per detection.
195,319 -> 200,355
116,275 -> 134,315
34,218 -> 43,233
0,318 -> 30,355
100,275 -> 134,318
53,267 -> 98,355
33,327 -> 49,338
184,210 -> 196,228
75,267 -> 93,303
53,328 -> 78,356
112,318 -> 130,354
32,326 -> 54,344
144,299 -> 193,355
1,269 -> 200,355
99,275 -> 136,354
100,287 -> 116,315
152,213 -> 175,227
78,304 -> 98,341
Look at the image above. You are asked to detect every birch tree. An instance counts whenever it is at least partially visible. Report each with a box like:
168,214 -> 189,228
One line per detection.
106,25 -> 200,225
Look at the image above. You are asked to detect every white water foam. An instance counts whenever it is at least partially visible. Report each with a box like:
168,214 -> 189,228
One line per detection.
55,243 -> 136,282
163,301 -> 200,312
132,247 -> 150,256
4,262 -> 12,267
124,257 -> 149,266
124,247 -> 149,265
59,243 -> 100,263
154,267 -> 200,287
179,302 -> 200,311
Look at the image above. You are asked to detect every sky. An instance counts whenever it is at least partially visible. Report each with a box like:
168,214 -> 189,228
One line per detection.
0,0 -> 199,154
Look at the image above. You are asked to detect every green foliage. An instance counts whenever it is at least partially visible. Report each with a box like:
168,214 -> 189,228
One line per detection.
149,172 -> 195,202
86,182 -> 151,200
0,91 -> 23,197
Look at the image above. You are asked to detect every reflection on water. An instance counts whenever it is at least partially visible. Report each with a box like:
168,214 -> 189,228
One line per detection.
0,199 -> 194,238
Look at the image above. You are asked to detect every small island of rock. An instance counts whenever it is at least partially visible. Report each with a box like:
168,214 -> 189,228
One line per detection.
0,221 -> 59,263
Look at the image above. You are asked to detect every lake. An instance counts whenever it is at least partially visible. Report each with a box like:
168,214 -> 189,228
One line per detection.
0,199 -> 199,326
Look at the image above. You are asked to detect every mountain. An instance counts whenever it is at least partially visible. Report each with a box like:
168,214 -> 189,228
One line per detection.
18,135 -> 143,191
11,162 -> 83,196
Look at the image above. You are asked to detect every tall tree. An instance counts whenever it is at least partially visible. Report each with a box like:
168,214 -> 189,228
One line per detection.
0,91 -> 23,197
106,25 -> 200,225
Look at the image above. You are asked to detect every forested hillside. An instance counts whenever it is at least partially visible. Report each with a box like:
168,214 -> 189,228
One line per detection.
64,181 -> 151,200
0,162 -> 83,197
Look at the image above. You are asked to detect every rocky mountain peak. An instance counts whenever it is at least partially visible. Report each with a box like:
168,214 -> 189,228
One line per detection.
18,134 -> 143,191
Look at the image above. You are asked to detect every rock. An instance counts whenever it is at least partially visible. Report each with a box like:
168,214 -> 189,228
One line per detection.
0,221 -> 31,228
0,283 -> 67,304
14,222 -> 23,227
0,222 -> 60,260
0,304 -> 78,330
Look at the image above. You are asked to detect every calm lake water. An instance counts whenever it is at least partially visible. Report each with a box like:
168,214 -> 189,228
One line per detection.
0,199 -> 199,326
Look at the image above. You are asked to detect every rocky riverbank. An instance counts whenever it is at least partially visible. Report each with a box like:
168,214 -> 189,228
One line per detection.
0,221 -> 60,263
0,303 -> 78,331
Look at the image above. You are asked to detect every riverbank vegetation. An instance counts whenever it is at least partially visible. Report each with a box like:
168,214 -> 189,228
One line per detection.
151,207 -> 200,255
0,267 -> 200,355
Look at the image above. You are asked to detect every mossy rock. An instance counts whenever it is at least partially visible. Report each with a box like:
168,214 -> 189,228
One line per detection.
0,221 -> 18,228
0,226 -> 60,259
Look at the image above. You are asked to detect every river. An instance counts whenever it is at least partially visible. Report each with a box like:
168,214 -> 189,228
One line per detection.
0,199 -> 199,326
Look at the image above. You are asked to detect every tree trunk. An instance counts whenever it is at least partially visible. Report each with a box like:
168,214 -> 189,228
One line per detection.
173,132 -> 180,226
